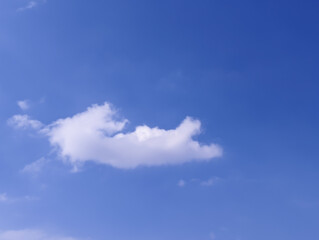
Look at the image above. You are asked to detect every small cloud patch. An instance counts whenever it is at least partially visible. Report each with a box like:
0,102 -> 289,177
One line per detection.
17,100 -> 30,111
8,114 -> 43,130
177,179 -> 186,187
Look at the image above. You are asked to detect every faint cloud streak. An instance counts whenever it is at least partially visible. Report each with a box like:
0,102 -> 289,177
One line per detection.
17,1 -> 38,11
0,229 -> 78,240
177,179 -> 186,187
8,114 -> 43,130
17,100 -> 30,111
21,157 -> 49,175
17,0 -> 47,12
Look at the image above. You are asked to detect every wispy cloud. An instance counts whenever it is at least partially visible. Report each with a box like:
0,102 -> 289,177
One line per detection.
0,193 -> 8,202
21,157 -> 49,175
176,177 -> 222,187
17,0 -> 47,12
0,229 -> 79,240
17,100 -> 30,111
17,1 -> 38,12
8,114 -> 43,130
177,179 -> 186,187
0,193 -> 37,203
9,102 -> 222,170
200,177 -> 221,186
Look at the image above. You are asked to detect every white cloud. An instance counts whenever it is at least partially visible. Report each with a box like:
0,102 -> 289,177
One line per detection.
17,0 -> 47,12
17,1 -> 37,11
176,177 -> 221,187
44,102 -> 222,169
7,114 -> 43,130
177,179 -> 186,187
21,158 -> 48,175
200,177 -> 221,186
0,193 -> 38,203
0,229 -> 78,240
17,100 -> 30,111
10,102 -> 222,169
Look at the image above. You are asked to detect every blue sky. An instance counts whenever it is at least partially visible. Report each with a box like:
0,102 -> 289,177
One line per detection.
1,0 -> 319,239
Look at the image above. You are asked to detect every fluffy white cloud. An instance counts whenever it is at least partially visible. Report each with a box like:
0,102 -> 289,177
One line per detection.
17,100 -> 30,111
0,229 -> 78,240
10,102 -> 222,169
8,115 -> 43,130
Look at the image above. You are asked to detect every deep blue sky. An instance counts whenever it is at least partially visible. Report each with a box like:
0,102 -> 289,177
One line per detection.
0,0 -> 319,239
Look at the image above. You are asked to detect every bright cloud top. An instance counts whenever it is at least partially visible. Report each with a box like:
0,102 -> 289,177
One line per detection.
10,102 -> 222,169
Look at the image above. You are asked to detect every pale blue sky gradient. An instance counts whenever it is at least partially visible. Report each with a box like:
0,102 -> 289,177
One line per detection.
0,0 -> 319,239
